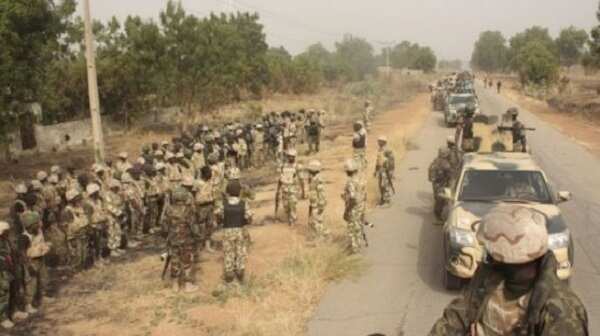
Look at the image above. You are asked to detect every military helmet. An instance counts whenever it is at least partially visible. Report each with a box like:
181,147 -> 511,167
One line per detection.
228,167 -> 241,180
48,174 -> 59,184
344,159 -> 358,172
477,205 -> 549,264
50,165 -> 61,174
182,176 -> 195,187
30,180 -> 43,191
15,183 -> 28,194
377,136 -> 387,143
308,160 -> 322,172
207,153 -> 219,164
66,189 -> 80,202
446,136 -> 456,146
21,211 -> 40,226
286,148 -> 298,157
118,152 -> 128,159
37,171 -> 48,181
155,162 -> 166,171
154,150 -> 164,157
507,107 -> 519,117
193,143 -> 204,151
171,186 -> 189,203
0,221 -> 9,235
86,183 -> 100,195
137,157 -> 146,165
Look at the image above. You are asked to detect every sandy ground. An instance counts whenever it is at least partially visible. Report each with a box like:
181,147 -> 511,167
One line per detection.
4,80 -> 431,335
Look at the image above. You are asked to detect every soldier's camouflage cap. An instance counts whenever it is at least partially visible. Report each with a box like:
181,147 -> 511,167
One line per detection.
118,152 -> 128,159
50,165 -> 61,174
37,171 -> 48,181
30,180 -> 43,191
377,136 -> 387,143
477,205 -> 548,264
193,143 -> 204,151
154,150 -> 164,157
66,189 -> 81,201
86,183 -> 100,195
308,160 -> 322,172
21,210 -> 40,226
15,184 -> 27,194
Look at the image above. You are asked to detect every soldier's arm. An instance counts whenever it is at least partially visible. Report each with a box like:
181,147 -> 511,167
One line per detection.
428,297 -> 471,336
538,293 -> 589,336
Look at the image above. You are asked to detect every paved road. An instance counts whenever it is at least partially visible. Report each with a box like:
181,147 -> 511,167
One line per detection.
308,82 -> 600,335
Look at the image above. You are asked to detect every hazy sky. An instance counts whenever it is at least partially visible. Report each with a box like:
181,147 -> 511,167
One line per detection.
79,0 -> 599,61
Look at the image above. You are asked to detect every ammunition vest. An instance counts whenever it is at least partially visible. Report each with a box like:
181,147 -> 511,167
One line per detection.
223,200 -> 246,229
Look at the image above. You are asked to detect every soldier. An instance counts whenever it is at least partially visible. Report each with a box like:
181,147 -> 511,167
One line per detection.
191,143 -> 205,174
506,108 -> 529,153
0,221 -> 16,329
306,114 -> 321,155
143,167 -> 161,235
341,159 -> 366,254
115,152 -> 132,176
165,152 -> 183,183
446,136 -> 461,175
429,205 -> 589,336
307,160 -> 328,239
194,166 -> 216,253
364,100 -> 373,130
121,172 -> 144,248
218,181 -> 253,283
352,121 -> 367,172
252,124 -> 264,167
428,148 -> 453,220
63,189 -> 89,270
104,180 -> 124,257
374,137 -> 395,207
20,210 -> 51,313
163,185 -> 198,293
85,183 -> 110,265
278,149 -> 300,225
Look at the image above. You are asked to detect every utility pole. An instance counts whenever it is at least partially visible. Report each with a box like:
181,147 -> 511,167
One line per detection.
83,0 -> 105,163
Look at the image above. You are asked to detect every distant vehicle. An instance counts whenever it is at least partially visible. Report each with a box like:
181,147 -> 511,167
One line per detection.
440,152 -> 574,290
444,93 -> 479,126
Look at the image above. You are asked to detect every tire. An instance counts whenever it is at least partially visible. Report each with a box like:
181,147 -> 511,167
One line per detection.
444,270 -> 463,291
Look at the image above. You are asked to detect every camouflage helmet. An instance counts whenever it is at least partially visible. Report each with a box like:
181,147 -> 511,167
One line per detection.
171,186 -> 189,203
344,159 -> 358,172
228,167 -> 241,180
286,148 -> 298,157
182,176 -> 195,187
161,140 -> 169,147
477,205 -> 549,264
15,183 -> 28,194
21,210 -> 40,227
377,136 -> 388,143
446,136 -> 456,146
30,180 -> 43,191
50,165 -> 61,174
507,107 -> 519,117
66,189 -> 81,202
154,150 -> 164,157
308,160 -> 322,172
193,143 -> 204,151
86,183 -> 100,195
37,171 -> 48,181
353,120 -> 363,130
118,152 -> 128,159
0,221 -> 9,235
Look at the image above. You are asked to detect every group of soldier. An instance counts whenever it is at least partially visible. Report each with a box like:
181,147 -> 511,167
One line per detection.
0,100 -> 400,329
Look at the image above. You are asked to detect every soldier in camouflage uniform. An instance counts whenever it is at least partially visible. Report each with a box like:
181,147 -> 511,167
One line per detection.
115,152 -> 132,176
278,149 -> 300,225
307,160 -> 328,239
446,136 -> 462,179
363,100 -> 373,131
218,181 -> 253,283
374,136 -> 395,207
352,121 -> 368,172
121,173 -> 144,248
63,189 -> 89,270
0,222 -> 15,329
429,205 -> 589,336
163,185 -> 198,293
236,129 -> 248,170
341,159 -> 366,254
85,183 -> 110,265
195,166 -> 216,253
20,210 -> 51,313
252,124 -> 264,167
428,148 -> 453,220
191,143 -> 205,175
104,180 -> 124,257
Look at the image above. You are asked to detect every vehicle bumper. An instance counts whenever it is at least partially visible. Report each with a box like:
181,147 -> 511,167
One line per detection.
446,245 -> 483,279
553,247 -> 572,280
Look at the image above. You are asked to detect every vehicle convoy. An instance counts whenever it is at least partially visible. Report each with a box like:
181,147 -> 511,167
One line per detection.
444,93 -> 479,127
440,152 -> 574,289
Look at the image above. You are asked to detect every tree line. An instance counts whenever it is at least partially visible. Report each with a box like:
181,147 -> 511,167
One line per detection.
1,0 -> 438,148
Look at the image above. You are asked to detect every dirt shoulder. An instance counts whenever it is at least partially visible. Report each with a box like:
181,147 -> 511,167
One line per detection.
8,79 -> 431,336
497,78 -> 600,157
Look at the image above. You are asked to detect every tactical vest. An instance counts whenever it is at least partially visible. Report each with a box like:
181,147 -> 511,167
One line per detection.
478,281 -> 531,335
223,199 -> 246,229
352,132 -> 366,149
308,122 -> 319,136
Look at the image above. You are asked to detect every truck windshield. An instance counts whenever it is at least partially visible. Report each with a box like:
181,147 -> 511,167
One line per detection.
449,95 -> 474,105
458,170 -> 552,203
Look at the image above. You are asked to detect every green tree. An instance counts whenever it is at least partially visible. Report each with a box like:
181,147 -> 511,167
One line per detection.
413,46 -> 437,72
556,26 -> 589,67
334,35 -> 376,81
509,26 -> 557,70
587,3 -> 600,69
438,59 -> 463,71
470,31 -> 509,72
514,41 -> 559,85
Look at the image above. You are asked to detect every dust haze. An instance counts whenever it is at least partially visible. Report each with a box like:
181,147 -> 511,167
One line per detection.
80,0 -> 599,60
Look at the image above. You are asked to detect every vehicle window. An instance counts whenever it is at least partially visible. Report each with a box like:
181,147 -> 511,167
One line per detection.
458,170 -> 552,203
449,95 -> 474,105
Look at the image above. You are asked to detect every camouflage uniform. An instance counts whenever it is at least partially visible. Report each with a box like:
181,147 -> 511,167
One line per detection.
63,196 -> 89,270
308,161 -> 328,238
279,160 -> 299,225
237,137 -> 248,169
194,178 -> 215,248
375,140 -> 395,206
191,150 -> 205,174
428,149 -> 453,219
219,195 -> 253,282
363,101 -> 373,130
0,225 -> 15,325
352,124 -> 368,172
342,161 -> 366,253
164,187 -> 197,289
104,182 -> 124,253
21,211 -> 51,310
122,174 -> 145,240
85,186 -> 109,264
252,127 -> 264,166
143,175 -> 161,234
430,206 -> 589,336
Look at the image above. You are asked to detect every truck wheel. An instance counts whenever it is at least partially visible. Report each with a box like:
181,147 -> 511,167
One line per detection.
444,270 -> 463,291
